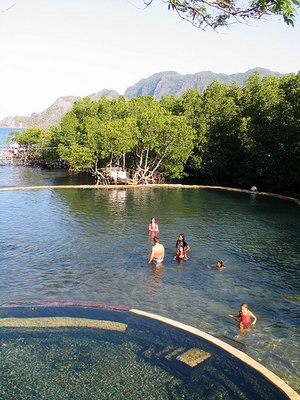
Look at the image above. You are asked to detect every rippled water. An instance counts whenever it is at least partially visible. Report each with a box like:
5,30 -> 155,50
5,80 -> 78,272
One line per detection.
0,129 -> 299,393
0,306 -> 291,400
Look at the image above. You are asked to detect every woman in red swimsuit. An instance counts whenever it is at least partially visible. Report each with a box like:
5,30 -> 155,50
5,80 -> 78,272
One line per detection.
230,303 -> 257,332
148,217 -> 159,238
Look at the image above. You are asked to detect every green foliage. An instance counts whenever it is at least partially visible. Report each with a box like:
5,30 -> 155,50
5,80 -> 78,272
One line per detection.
39,126 -> 61,167
200,82 -> 247,184
8,127 -> 44,147
5,129 -> 23,144
181,89 -> 207,171
129,97 -> 195,179
96,118 -> 139,158
7,127 -> 45,161
31,72 -> 299,195
241,73 -> 300,193
158,115 -> 195,178
187,73 -> 299,195
58,106 -> 97,171
147,0 -> 300,29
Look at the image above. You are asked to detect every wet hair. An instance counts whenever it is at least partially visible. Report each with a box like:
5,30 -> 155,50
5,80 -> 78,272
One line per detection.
217,259 -> 224,266
153,237 -> 160,243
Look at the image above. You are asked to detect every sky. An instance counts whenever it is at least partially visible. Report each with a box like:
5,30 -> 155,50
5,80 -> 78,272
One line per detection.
0,0 -> 299,119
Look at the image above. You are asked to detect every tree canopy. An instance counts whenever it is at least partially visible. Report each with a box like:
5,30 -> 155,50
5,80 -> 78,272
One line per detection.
144,0 -> 299,29
9,72 -> 300,196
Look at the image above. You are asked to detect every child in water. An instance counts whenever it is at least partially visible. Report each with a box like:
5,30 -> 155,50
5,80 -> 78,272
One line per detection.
176,245 -> 185,260
174,234 -> 190,260
148,217 -> 159,238
216,260 -> 225,269
230,303 -> 257,332
208,259 -> 226,270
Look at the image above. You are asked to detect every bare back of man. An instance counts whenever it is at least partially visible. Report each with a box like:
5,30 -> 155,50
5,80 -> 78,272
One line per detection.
148,237 -> 165,264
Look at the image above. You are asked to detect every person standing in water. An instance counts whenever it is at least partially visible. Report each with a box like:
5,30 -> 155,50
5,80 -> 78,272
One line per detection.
148,237 -> 165,265
229,303 -> 257,333
148,217 -> 159,238
176,245 -> 185,260
174,233 -> 190,260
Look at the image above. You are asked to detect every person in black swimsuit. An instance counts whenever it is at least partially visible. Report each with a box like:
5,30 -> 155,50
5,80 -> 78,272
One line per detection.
174,233 -> 190,260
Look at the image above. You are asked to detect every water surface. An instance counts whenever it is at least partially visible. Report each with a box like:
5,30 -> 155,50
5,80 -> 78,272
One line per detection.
0,128 -> 299,392
0,305 -> 291,400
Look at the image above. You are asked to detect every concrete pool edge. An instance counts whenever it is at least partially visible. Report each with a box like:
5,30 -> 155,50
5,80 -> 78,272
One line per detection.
0,183 -> 298,203
130,308 -> 300,400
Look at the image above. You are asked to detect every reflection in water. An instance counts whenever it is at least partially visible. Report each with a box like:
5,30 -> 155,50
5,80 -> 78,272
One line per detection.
108,189 -> 127,206
177,262 -> 188,273
250,192 -> 257,201
148,263 -> 165,295
0,164 -> 299,392
0,164 -> 94,188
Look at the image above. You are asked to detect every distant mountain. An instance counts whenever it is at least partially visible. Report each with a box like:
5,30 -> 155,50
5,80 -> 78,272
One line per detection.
0,96 -> 79,130
124,68 -> 282,99
0,68 -> 282,129
88,89 -> 120,101
0,89 -> 120,129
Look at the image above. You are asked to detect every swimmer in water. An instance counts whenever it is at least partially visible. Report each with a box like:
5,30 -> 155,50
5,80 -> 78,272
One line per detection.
208,259 -> 226,270
216,259 -> 225,269
148,237 -> 165,265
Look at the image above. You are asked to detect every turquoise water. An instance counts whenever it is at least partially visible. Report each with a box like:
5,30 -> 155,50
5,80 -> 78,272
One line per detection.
0,128 -> 299,392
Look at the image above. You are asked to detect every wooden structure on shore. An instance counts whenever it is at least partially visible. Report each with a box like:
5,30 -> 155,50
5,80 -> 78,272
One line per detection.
0,152 -> 14,162
94,166 -> 165,185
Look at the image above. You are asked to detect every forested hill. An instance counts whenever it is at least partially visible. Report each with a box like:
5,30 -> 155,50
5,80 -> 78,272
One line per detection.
1,68 -> 281,129
124,68 -> 282,99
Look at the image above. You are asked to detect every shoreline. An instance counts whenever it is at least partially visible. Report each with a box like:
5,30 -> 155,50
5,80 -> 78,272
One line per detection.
0,183 -> 299,204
